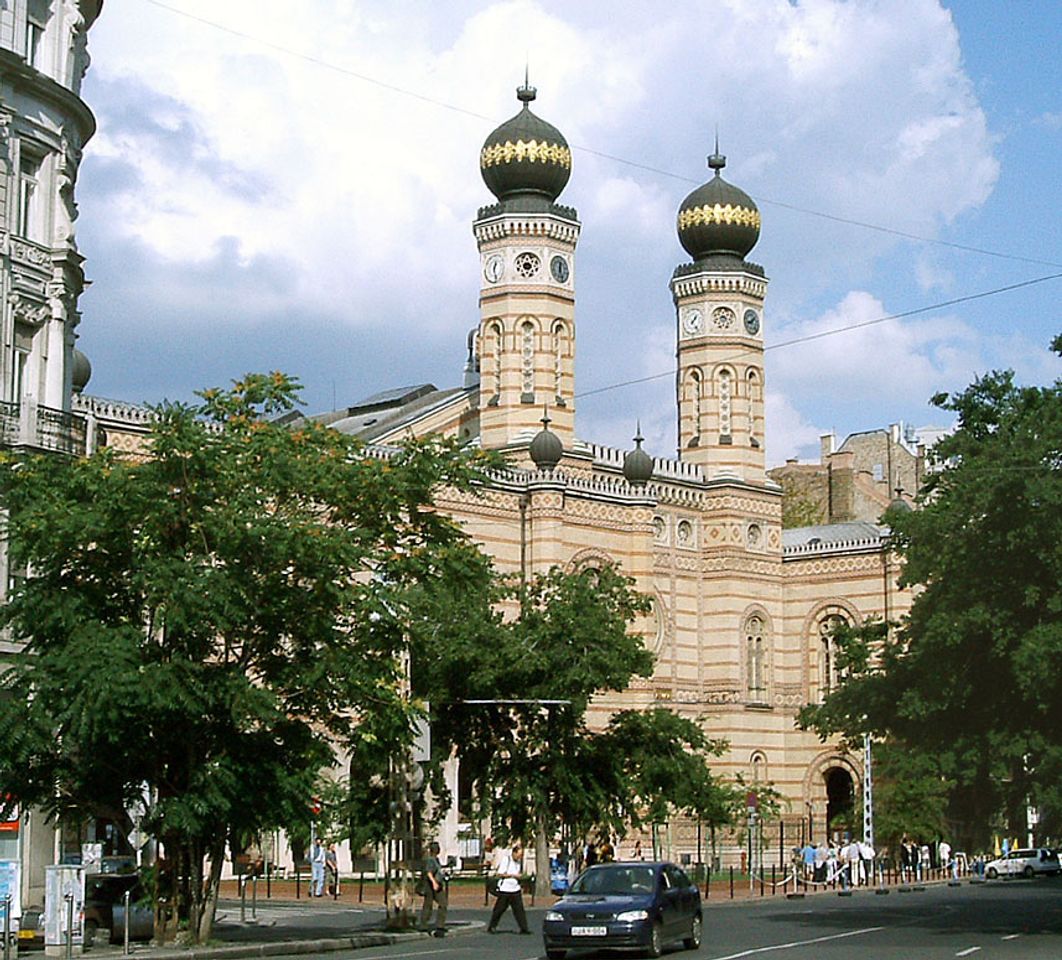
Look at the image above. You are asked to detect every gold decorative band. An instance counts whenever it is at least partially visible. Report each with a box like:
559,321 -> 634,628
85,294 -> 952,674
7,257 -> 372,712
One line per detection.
678,203 -> 761,231
481,139 -> 572,169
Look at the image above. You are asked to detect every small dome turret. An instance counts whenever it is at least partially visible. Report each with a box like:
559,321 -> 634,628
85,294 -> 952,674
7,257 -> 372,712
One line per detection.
529,408 -> 563,470
71,347 -> 92,393
481,79 -> 571,205
623,425 -> 654,487
677,141 -> 760,262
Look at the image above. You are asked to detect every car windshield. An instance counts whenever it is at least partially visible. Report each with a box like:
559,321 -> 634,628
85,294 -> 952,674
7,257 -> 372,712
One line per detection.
571,865 -> 657,895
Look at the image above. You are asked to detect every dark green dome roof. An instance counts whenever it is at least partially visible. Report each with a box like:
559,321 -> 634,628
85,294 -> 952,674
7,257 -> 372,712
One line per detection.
529,409 -> 563,470
481,82 -> 571,203
677,147 -> 760,261
71,347 -> 92,393
623,427 -> 654,487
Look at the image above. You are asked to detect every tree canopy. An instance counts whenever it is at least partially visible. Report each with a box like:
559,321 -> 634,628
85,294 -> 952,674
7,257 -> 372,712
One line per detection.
800,344 -> 1062,846
0,373 -> 496,941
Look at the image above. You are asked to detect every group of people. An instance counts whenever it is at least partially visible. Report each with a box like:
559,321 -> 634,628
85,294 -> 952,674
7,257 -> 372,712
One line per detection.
797,835 -> 960,887
799,837 -> 878,887
309,838 -> 340,897
417,834 -> 534,937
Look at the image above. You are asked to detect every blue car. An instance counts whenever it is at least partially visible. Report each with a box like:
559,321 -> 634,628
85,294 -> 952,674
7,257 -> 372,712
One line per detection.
542,861 -> 702,958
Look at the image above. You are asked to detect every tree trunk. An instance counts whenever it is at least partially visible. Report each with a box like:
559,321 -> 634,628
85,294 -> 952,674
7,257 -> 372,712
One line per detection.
534,814 -> 550,900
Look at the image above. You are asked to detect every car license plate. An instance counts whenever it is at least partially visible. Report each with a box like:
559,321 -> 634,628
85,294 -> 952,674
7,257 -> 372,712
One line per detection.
571,925 -> 607,936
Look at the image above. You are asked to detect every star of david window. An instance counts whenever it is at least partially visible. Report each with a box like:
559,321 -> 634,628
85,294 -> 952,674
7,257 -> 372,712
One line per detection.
514,252 -> 541,278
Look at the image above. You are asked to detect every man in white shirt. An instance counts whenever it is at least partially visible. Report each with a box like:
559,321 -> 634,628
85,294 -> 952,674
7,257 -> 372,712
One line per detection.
310,838 -> 326,897
487,840 -> 531,934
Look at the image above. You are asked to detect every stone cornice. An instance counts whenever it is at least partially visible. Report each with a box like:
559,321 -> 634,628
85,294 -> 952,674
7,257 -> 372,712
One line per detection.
0,49 -> 96,143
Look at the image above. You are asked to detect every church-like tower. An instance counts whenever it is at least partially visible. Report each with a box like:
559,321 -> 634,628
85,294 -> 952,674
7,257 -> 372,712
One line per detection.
672,145 -> 767,481
474,81 -> 579,451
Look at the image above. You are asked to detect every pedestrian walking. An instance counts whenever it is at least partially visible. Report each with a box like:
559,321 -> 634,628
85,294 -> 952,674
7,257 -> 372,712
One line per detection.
844,837 -> 861,886
325,842 -> 339,896
419,841 -> 448,937
310,837 -> 326,897
859,838 -> 875,886
487,840 -> 531,935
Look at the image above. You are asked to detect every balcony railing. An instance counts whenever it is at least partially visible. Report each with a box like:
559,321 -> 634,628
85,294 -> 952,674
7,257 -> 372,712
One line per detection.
0,400 -> 89,456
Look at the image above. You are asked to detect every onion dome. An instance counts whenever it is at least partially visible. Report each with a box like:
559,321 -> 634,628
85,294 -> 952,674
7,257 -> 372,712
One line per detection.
623,424 -> 654,487
71,347 -> 92,393
887,487 -> 913,514
677,139 -> 760,262
481,78 -> 571,204
529,407 -> 563,470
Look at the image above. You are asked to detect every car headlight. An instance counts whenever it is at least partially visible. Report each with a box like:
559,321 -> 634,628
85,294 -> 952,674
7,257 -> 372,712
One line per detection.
616,909 -> 649,922
545,910 -> 564,921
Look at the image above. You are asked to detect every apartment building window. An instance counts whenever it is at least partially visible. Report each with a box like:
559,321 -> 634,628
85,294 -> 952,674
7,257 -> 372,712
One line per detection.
17,153 -> 44,241
26,0 -> 49,69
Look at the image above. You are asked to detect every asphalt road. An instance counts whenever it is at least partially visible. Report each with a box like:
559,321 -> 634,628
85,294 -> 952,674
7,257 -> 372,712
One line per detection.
256,879 -> 1061,960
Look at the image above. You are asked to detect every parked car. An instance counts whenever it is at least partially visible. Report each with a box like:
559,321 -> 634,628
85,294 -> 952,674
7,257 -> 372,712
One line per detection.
542,861 -> 702,959
17,905 -> 44,950
83,873 -> 154,946
984,848 -> 1060,879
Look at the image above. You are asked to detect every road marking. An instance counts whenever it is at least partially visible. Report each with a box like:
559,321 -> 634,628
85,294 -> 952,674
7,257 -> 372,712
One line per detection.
1001,934 -> 1020,940
357,949 -> 454,959
956,949 -> 981,957
708,926 -> 885,959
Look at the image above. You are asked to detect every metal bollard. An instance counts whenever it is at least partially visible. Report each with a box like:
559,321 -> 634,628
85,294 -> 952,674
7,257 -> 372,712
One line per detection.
123,889 -> 131,956
729,865 -> 734,900
64,893 -> 73,960
252,875 -> 258,919
240,876 -> 247,923
4,894 -> 10,960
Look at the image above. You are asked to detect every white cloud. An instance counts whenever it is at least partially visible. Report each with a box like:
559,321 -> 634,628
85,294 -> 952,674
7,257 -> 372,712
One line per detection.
76,0 -> 1013,436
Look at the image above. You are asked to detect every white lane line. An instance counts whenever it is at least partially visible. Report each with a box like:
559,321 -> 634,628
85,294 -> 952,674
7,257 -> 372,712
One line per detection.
1001,934 -> 1021,940
708,926 -> 886,959
956,949 -> 982,957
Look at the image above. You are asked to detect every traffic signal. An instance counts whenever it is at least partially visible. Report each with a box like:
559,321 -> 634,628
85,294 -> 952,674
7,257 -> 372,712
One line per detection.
310,796 -> 322,817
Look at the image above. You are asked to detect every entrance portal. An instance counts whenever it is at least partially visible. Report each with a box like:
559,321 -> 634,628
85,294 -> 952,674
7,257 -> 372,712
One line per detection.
825,767 -> 855,840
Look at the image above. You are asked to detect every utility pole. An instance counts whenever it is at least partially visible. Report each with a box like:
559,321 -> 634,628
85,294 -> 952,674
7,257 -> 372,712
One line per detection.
863,733 -> 874,849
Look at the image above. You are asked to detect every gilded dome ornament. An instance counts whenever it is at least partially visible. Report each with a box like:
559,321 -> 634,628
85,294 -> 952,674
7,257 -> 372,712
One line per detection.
480,77 -> 572,205
676,135 -> 761,262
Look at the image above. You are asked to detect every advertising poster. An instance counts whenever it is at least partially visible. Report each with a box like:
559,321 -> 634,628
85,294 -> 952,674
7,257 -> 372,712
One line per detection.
44,865 -> 84,949
0,860 -> 20,920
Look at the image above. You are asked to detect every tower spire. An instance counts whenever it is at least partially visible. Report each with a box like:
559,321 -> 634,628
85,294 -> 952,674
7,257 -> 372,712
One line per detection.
708,127 -> 726,175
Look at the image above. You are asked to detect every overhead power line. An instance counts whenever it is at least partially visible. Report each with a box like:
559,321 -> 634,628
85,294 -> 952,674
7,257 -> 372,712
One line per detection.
140,0 -> 1062,270
575,271 -> 1062,400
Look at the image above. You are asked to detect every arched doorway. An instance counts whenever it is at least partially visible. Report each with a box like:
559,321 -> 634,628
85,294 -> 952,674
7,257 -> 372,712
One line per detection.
825,767 -> 855,841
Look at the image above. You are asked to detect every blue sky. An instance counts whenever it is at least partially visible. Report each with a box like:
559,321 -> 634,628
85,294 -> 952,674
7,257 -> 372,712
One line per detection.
74,0 -> 1061,465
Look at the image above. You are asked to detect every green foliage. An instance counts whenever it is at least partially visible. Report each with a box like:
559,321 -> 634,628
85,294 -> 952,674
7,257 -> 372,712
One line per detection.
800,350 -> 1062,848
600,709 -> 739,828
863,742 -> 952,855
0,372 -> 496,940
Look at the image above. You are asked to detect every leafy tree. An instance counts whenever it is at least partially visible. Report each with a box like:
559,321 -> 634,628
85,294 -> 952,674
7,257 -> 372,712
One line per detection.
0,373 -> 495,942
800,344 -> 1062,849
863,741 -> 952,861
599,709 -> 740,857
415,563 -> 655,894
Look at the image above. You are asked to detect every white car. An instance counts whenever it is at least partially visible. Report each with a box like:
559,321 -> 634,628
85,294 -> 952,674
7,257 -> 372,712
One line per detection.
984,848 -> 1060,879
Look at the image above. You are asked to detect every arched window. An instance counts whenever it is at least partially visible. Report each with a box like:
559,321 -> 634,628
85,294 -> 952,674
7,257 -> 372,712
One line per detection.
488,321 -> 503,399
521,320 -> 535,397
687,369 -> 702,443
746,614 -> 766,700
747,369 -> 761,442
751,752 -> 767,785
818,613 -> 849,699
551,320 -> 566,400
718,368 -> 732,437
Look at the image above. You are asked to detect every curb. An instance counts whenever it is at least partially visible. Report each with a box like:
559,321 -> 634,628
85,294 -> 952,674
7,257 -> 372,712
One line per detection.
95,923 -> 484,960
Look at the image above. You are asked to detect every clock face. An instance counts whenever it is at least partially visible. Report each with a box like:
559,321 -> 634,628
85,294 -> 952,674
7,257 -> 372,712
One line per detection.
550,255 -> 570,283
682,308 -> 704,335
744,308 -> 761,335
484,254 -> 504,283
